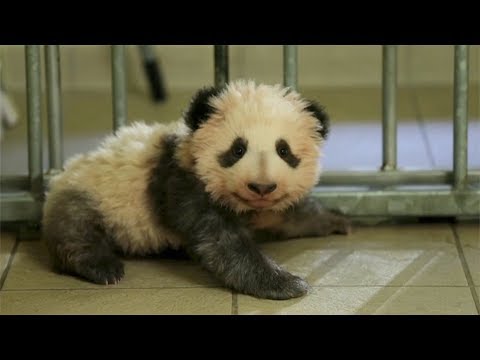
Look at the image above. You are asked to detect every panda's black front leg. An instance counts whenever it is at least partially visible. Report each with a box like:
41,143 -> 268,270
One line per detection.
184,212 -> 309,300
151,160 -> 308,300
273,196 -> 351,239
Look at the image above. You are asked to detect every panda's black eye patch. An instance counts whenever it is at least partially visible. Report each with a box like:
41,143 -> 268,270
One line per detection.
218,137 -> 248,168
276,139 -> 300,168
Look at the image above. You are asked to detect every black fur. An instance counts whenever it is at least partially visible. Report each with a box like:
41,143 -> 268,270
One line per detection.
276,139 -> 300,168
147,136 -> 308,300
217,137 -> 248,168
305,101 -> 330,139
42,189 -> 124,285
277,197 -> 350,238
183,86 -> 224,131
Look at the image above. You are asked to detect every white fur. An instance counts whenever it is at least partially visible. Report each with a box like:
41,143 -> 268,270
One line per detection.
45,121 -> 188,255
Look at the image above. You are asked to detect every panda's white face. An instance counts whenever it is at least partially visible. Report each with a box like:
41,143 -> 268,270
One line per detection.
188,81 -> 326,213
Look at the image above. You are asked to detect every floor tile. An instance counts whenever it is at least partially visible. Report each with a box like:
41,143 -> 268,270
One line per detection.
456,223 -> 480,286
3,240 -> 220,290
237,286 -> 476,315
0,287 -> 232,315
258,224 -> 467,287
1,232 -> 16,279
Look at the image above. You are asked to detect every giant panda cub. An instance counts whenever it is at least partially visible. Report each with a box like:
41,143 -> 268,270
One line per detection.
42,80 -> 350,300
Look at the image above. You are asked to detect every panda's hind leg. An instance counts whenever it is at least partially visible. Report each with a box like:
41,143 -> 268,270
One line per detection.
42,189 -> 125,285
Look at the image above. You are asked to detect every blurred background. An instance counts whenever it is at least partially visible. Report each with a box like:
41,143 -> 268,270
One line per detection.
1,45 -> 479,175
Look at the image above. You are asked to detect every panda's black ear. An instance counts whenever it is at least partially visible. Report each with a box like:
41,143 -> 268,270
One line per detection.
184,86 -> 224,131
304,100 -> 330,140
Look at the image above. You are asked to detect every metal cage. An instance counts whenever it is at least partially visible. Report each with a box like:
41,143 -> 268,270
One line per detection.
1,45 -> 479,224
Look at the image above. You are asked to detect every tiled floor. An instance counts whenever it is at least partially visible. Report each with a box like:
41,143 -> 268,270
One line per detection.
0,222 -> 479,315
1,86 -> 479,314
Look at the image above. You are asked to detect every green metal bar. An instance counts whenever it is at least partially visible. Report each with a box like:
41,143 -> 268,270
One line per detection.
453,45 -> 469,190
111,45 -> 127,132
1,173 -> 57,192
2,180 -> 478,222
0,192 -> 43,222
283,45 -> 298,91
319,170 -> 480,186
214,45 -> 229,87
382,45 -> 397,171
1,175 -> 31,192
45,45 -> 64,172
312,188 -> 480,217
0,173 -> 55,222
25,45 -> 43,199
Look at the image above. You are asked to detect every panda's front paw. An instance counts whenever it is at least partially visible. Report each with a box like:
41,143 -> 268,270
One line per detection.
320,212 -> 351,236
333,216 -> 351,235
246,271 -> 310,300
75,255 -> 125,285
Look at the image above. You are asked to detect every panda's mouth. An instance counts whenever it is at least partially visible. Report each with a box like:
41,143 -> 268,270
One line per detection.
232,193 -> 287,209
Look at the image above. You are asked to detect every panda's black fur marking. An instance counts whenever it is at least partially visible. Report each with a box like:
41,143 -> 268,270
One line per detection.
305,100 -> 330,139
217,137 -> 248,168
42,81 -> 350,300
42,189 -> 125,285
183,86 -> 224,131
276,139 -> 300,168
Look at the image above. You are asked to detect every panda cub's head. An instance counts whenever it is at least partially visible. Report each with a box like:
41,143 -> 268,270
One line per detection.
182,80 -> 330,213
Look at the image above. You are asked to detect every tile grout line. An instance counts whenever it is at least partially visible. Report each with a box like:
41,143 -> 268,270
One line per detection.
450,223 -> 480,315
231,292 -> 238,315
0,238 -> 20,291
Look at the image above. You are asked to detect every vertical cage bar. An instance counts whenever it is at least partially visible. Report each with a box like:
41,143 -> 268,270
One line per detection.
25,45 -> 43,198
214,45 -> 229,87
283,45 -> 298,91
111,45 -> 127,132
381,45 -> 398,171
453,45 -> 469,190
45,45 -> 64,172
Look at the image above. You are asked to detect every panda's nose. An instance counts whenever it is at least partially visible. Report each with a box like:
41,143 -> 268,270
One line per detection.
247,183 -> 277,196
